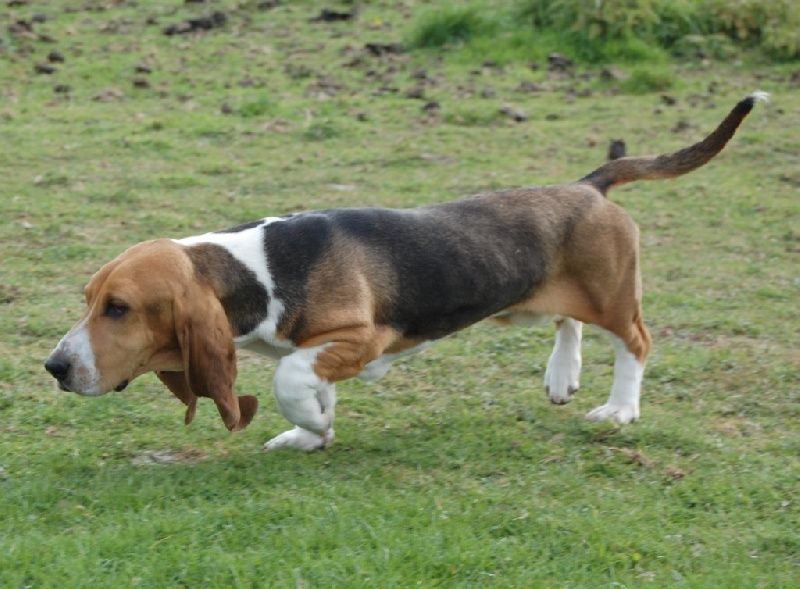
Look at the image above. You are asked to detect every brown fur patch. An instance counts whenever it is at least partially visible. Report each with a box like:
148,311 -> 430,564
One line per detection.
84,239 -> 190,392
502,193 -> 651,362
82,239 -> 258,429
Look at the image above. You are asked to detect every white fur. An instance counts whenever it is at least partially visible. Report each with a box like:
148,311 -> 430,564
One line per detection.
358,341 -> 431,382
544,318 -> 582,404
178,222 -> 344,451
749,90 -> 770,104
265,345 -> 336,451
264,426 -> 335,451
585,332 -> 643,424
52,320 -> 101,395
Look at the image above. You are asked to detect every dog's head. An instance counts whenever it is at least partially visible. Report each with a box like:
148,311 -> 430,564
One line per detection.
44,238 -> 257,430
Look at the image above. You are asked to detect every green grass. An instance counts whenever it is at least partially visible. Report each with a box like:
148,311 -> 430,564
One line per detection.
1,1 -> 799,587
407,5 -> 673,66
620,67 -> 677,94
238,96 -> 277,118
408,0 -> 800,64
409,6 -> 495,49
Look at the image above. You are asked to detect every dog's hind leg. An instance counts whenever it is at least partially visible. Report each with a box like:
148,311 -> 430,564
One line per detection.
563,200 -> 651,424
358,341 -> 432,382
585,258 -> 651,424
544,317 -> 583,404
586,312 -> 650,424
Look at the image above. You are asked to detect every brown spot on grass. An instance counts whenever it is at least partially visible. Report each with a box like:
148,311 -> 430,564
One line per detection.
609,447 -> 655,467
132,449 -> 207,466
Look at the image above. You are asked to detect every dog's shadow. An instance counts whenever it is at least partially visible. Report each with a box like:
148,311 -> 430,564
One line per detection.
56,408 -> 708,509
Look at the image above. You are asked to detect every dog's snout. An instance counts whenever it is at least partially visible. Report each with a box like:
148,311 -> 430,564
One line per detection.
45,356 -> 71,381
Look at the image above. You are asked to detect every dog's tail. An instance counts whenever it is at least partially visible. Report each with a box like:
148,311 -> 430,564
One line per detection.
580,91 -> 768,194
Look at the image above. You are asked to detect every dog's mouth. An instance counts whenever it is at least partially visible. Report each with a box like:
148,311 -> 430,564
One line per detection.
114,380 -> 129,392
58,381 -> 72,392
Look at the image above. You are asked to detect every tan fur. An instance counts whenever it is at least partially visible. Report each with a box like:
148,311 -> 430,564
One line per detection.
278,235 -> 405,383
81,239 -> 257,430
82,239 -> 189,389
494,191 -> 650,362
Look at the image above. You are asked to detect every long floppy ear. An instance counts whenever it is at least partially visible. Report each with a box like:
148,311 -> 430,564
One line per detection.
156,371 -> 198,425
173,285 -> 258,431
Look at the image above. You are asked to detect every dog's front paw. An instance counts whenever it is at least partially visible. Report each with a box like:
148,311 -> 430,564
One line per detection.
585,403 -> 639,424
263,426 -> 334,452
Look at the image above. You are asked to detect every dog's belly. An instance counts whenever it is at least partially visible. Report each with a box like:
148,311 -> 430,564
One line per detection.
238,339 -> 293,360
358,341 -> 432,382
493,311 -> 560,326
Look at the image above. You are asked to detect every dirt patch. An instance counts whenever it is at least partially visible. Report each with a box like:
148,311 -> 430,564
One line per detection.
609,446 -> 655,467
365,42 -> 404,57
34,63 -> 57,75
92,87 -> 125,102
310,9 -> 355,23
132,449 -> 207,465
499,104 -> 528,122
163,11 -> 227,36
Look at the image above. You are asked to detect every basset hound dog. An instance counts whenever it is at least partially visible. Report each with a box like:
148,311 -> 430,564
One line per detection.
45,92 -> 766,451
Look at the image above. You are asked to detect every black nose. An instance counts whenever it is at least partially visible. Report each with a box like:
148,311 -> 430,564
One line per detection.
45,357 -> 70,381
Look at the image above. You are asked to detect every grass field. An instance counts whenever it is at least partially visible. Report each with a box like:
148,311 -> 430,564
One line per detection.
1,1 -> 799,587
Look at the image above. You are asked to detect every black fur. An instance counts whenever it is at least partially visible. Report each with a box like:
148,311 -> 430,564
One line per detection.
185,243 -> 270,336
265,192 -> 554,341
341,199 -> 548,338
734,96 -> 756,116
264,214 -> 334,341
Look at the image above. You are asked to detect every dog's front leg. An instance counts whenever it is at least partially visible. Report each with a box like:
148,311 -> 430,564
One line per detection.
544,318 -> 582,404
264,346 -> 336,451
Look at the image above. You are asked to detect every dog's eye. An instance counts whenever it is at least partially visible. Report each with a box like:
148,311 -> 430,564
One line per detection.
104,301 -> 129,318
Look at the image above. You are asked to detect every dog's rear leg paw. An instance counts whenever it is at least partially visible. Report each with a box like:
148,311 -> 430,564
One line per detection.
263,426 -> 335,452
585,403 -> 639,424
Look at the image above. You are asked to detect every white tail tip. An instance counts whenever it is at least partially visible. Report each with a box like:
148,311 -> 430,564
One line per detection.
749,90 -> 770,104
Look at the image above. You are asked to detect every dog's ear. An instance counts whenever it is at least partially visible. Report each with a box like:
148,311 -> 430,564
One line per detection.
156,371 -> 198,425
172,285 -> 257,431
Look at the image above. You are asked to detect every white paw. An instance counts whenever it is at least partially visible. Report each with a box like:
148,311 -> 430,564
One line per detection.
263,426 -> 334,452
585,403 -> 639,424
544,362 -> 580,405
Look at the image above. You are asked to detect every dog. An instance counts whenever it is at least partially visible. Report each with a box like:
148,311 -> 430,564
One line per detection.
45,92 -> 767,451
